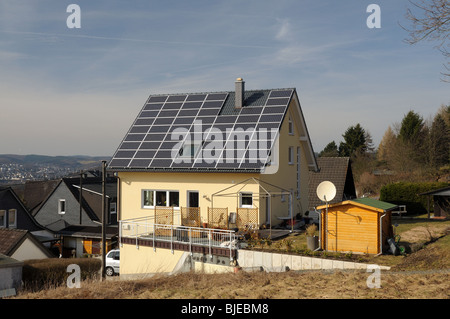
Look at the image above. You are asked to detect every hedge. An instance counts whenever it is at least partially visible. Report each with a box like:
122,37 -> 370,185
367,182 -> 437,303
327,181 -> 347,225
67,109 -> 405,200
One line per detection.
379,182 -> 449,215
22,258 -> 101,292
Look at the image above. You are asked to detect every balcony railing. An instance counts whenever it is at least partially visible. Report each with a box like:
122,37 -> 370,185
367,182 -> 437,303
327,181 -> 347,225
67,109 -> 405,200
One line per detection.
119,216 -> 237,260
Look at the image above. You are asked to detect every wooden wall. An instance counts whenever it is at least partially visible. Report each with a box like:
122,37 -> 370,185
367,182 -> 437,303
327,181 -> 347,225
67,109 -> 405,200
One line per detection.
320,204 -> 391,254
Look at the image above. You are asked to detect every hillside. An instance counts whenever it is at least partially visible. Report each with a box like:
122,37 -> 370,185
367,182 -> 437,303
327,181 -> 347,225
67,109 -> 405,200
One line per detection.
0,154 -> 109,166
14,218 -> 450,300
0,154 -> 109,184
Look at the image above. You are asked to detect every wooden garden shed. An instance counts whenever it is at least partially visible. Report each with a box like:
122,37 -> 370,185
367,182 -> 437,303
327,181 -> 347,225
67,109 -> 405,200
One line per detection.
317,198 -> 397,254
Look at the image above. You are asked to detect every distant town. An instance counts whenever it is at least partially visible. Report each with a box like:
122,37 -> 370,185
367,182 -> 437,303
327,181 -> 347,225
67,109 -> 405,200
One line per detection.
0,154 -> 108,184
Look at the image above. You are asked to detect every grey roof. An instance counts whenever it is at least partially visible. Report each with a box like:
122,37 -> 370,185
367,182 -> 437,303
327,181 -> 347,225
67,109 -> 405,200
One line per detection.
308,157 -> 356,209
108,88 -> 297,172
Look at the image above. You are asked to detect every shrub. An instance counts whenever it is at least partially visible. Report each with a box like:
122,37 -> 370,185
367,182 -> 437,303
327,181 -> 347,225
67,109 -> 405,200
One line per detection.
305,224 -> 317,237
380,182 -> 449,215
22,258 -> 101,292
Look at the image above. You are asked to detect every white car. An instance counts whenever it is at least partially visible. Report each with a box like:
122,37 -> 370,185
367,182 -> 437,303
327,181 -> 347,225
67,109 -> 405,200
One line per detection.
105,249 -> 120,276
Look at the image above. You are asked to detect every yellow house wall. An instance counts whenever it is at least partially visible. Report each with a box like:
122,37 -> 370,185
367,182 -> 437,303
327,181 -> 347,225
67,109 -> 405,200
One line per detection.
260,100 -> 311,225
121,244 -> 185,275
118,171 -> 260,224
321,204 -> 380,254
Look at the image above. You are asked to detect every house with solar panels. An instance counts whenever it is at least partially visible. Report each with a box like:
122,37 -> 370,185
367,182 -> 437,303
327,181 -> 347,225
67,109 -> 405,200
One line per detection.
108,78 -> 319,276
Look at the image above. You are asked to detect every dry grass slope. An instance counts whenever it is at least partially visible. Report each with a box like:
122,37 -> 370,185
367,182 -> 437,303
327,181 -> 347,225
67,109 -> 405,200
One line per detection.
13,219 -> 450,300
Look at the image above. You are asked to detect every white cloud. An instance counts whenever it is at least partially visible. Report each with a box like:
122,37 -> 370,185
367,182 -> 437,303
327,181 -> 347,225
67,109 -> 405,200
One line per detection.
275,18 -> 291,41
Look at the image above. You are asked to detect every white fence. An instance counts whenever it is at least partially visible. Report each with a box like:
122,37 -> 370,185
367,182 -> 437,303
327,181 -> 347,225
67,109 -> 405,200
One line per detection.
119,217 -> 237,260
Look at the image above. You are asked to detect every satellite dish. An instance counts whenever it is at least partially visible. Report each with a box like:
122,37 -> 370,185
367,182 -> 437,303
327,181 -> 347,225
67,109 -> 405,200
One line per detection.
316,181 -> 336,202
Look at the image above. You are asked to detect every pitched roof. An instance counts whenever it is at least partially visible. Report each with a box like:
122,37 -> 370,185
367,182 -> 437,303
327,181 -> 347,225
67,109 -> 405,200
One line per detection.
0,187 -> 45,231
308,157 -> 356,209
419,186 -> 450,196
0,228 -> 53,257
317,198 -> 398,213
0,228 -> 28,256
350,198 -> 398,212
108,87 -> 318,172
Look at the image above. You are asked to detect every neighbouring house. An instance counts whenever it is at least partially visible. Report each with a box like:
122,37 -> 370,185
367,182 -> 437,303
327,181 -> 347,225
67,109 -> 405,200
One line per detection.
0,187 -> 44,231
0,253 -> 23,297
419,186 -> 450,219
0,228 -> 54,260
21,179 -> 60,216
108,78 -> 319,276
32,176 -> 118,257
0,187 -> 54,247
317,198 -> 397,254
308,157 -> 357,210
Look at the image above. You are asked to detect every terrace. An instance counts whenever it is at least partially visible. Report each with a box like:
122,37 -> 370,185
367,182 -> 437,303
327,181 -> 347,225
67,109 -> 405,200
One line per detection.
119,214 -> 239,261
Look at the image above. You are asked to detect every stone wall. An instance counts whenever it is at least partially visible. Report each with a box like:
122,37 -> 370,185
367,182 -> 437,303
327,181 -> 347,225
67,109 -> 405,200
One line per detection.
236,249 -> 390,272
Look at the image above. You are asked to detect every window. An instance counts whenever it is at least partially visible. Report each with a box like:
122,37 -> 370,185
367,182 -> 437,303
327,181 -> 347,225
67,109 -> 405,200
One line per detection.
288,146 -> 294,164
169,191 -> 179,207
288,116 -> 294,135
155,191 -> 167,206
8,209 -> 16,228
110,202 -> 117,215
143,190 -> 154,207
109,202 -> 117,225
240,192 -> 253,208
0,210 -> 5,227
142,190 -> 179,208
58,199 -> 66,214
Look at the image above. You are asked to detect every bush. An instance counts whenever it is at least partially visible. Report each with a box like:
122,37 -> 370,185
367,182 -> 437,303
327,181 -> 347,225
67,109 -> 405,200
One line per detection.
22,258 -> 101,291
380,182 -> 449,215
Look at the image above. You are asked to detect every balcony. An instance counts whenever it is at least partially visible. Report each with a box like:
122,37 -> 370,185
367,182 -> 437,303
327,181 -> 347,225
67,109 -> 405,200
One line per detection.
119,215 -> 238,260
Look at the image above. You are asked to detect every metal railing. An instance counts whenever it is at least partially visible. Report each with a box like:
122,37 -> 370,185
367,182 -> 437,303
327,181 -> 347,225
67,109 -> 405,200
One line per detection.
119,217 -> 237,260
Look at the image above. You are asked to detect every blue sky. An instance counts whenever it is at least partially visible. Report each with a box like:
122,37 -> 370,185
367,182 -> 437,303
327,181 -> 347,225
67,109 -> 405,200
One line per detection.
0,0 -> 448,157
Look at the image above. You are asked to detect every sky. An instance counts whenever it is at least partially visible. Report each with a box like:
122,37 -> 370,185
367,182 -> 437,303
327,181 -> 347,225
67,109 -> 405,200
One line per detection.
0,0 -> 448,157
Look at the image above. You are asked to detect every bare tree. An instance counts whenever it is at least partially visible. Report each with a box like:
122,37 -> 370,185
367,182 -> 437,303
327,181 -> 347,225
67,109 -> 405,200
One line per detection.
402,0 -> 450,81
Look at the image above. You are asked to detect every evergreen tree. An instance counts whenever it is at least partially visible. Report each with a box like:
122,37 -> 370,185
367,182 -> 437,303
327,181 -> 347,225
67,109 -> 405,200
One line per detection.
338,123 -> 366,157
398,111 -> 424,145
319,141 -> 339,157
429,113 -> 450,168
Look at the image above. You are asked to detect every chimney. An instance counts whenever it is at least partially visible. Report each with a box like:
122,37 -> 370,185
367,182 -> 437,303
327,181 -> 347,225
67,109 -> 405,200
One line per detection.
235,77 -> 245,108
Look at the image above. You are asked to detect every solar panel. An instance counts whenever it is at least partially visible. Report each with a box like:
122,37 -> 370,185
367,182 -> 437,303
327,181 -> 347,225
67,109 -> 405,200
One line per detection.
265,97 -> 290,106
144,103 -> 164,111
166,95 -> 187,102
148,95 -> 168,103
134,150 -> 156,158
186,94 -> 206,101
109,89 -> 293,170
268,90 -> 293,98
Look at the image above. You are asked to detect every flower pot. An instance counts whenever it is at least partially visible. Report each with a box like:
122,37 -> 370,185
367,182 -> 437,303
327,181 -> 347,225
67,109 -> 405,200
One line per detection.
307,236 -> 319,251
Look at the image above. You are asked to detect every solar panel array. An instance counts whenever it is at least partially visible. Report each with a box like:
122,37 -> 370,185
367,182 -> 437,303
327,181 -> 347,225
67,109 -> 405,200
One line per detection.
109,89 -> 294,171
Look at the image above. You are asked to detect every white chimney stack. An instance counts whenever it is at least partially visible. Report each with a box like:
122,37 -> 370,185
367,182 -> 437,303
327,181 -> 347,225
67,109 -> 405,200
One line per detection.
235,77 -> 245,108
